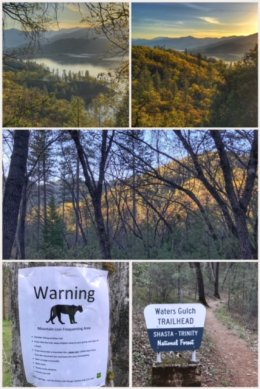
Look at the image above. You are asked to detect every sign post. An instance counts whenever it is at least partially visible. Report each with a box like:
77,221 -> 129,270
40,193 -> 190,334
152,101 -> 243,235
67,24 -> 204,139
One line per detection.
144,303 -> 206,386
18,266 -> 109,387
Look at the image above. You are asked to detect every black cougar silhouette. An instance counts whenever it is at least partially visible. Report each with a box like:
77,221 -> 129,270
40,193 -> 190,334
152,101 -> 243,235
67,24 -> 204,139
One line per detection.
46,304 -> 83,324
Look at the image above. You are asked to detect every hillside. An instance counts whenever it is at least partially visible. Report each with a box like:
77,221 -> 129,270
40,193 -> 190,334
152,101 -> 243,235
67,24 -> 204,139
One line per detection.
37,37 -> 110,55
132,45 -> 224,127
3,29 -> 28,48
132,45 -> 258,127
24,147 -> 255,260
193,33 -> 258,60
3,59 -> 123,127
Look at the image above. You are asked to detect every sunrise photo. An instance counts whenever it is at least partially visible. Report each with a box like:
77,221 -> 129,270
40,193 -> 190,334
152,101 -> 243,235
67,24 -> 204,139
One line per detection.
132,2 -> 258,127
3,2 -> 129,127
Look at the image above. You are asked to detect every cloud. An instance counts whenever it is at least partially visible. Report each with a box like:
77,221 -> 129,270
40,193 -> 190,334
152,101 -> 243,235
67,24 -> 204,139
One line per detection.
64,4 -> 81,14
199,17 -> 221,25
184,4 -> 209,12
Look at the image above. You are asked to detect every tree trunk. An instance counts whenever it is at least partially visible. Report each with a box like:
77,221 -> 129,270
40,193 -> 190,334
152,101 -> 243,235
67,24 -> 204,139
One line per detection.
70,189 -> 88,246
177,263 -> 181,302
131,133 -> 137,234
233,209 -> 254,259
3,130 -> 30,259
3,265 -> 12,320
18,178 -> 28,259
43,147 -> 47,226
93,199 -> 112,259
213,263 -> 221,299
194,263 -> 209,307
109,262 -> 129,386
8,262 -> 129,386
75,156 -> 80,246
69,130 -> 112,259
37,164 -> 41,251
210,130 -> 255,259
10,263 -> 28,386
175,130 -> 257,259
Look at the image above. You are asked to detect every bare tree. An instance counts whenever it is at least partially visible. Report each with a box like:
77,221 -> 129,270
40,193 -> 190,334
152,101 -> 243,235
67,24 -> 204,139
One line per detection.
84,3 -> 129,56
69,130 -> 115,259
3,3 -> 59,55
175,130 -> 257,259
210,130 -> 257,258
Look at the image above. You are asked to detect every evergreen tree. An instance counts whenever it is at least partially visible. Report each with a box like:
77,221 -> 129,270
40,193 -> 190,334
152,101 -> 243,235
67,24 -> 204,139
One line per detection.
211,45 -> 258,127
42,195 -> 65,258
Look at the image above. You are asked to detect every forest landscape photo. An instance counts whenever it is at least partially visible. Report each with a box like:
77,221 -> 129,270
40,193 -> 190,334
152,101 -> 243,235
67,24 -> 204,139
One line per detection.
2,129 -> 257,260
3,2 -> 129,127
132,2 -> 258,127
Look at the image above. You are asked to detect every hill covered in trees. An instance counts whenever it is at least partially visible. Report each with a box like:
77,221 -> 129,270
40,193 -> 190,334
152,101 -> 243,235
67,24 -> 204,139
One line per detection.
194,33 -> 257,59
3,130 -> 257,260
132,45 -> 258,127
3,59 -> 128,127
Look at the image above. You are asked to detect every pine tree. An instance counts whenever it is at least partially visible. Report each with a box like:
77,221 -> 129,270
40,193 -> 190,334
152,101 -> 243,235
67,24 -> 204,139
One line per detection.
42,195 -> 65,258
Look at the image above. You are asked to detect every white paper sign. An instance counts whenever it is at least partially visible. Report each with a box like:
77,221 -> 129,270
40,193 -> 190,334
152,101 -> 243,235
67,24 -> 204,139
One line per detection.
18,266 -> 109,387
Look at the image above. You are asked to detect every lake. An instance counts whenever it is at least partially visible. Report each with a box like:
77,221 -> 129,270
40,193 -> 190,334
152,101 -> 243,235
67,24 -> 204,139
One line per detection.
27,56 -> 121,78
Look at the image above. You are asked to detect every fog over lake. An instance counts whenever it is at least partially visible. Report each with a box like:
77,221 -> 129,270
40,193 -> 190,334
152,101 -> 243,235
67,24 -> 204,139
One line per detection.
29,56 -> 120,78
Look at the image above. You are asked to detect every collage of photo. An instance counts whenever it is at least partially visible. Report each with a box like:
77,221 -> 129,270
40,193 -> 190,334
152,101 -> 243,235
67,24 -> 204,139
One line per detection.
1,1 -> 258,388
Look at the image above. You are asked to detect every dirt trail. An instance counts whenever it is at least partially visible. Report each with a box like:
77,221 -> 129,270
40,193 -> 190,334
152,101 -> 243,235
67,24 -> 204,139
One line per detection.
205,298 -> 258,387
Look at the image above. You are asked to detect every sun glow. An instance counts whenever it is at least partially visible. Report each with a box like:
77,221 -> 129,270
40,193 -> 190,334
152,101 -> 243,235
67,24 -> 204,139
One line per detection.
133,3 -> 258,40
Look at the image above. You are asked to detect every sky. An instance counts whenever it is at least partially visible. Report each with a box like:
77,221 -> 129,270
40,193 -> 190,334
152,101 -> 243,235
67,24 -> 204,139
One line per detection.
51,3 -> 91,29
4,3 -> 95,30
132,2 -> 258,39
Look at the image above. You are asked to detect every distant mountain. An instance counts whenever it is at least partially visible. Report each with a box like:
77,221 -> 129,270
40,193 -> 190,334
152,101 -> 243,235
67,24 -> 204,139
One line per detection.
38,37 -> 110,55
3,28 -> 28,48
3,27 -> 117,57
41,28 -> 100,44
133,33 -> 258,60
3,27 -> 100,48
193,33 -> 258,57
133,36 -> 225,50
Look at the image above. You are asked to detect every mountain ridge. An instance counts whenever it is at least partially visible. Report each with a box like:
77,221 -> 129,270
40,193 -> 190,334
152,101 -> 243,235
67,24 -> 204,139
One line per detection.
133,33 -> 258,60
3,27 -> 108,52
3,27 -> 124,60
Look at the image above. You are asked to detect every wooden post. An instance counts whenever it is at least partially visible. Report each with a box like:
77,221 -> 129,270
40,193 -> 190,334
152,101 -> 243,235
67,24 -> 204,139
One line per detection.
152,362 -> 202,387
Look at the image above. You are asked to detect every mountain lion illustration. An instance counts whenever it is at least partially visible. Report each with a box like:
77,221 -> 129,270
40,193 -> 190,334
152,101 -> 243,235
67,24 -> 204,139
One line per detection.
46,304 -> 83,324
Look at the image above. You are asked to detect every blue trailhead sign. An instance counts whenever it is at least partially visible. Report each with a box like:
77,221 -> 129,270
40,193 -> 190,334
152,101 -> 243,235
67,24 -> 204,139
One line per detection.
144,304 -> 206,352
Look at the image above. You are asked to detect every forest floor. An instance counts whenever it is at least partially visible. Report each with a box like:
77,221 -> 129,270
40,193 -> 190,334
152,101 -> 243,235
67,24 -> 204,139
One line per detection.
132,298 -> 258,387
204,298 -> 258,387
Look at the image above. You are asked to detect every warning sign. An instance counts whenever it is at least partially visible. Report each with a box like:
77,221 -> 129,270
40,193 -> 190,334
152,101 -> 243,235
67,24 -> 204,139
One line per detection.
18,266 -> 109,387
